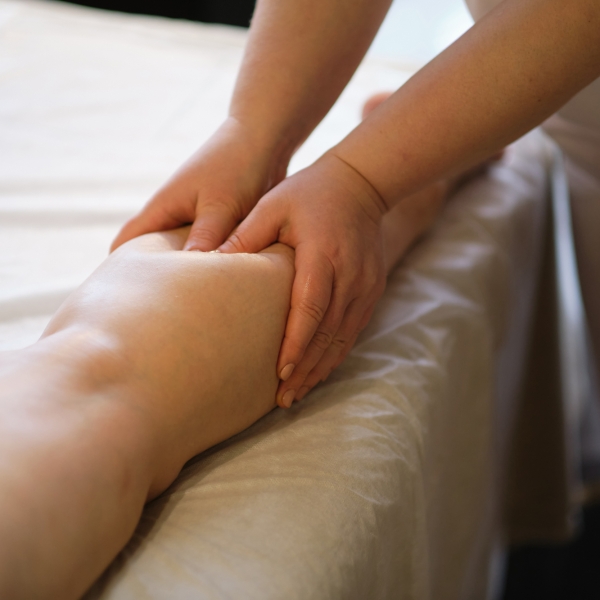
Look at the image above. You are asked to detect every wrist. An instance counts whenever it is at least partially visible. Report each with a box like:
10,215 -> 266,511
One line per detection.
321,149 -> 389,220
222,114 -> 296,187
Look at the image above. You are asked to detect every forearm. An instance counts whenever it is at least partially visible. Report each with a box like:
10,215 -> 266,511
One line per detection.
332,0 -> 600,208
115,0 -> 390,249
229,0 -> 392,164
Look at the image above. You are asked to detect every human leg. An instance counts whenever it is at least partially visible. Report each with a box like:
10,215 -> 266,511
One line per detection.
0,170 -> 447,599
0,233 -> 296,599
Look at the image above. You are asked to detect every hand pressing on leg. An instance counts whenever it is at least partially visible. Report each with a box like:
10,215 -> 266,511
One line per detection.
218,91 -> 500,408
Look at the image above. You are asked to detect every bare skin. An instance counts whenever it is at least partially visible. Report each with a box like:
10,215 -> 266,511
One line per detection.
0,237 -> 296,600
112,0 -> 600,408
0,115 -> 450,597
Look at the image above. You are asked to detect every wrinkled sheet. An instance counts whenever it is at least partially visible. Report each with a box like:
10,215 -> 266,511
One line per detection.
0,1 -> 550,598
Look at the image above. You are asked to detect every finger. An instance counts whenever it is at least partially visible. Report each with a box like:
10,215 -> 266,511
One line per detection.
184,204 -> 239,251
217,201 -> 281,255
327,302 -> 378,378
292,291 -> 379,400
331,302 -> 375,372
297,292 -> 378,403
293,332 -> 356,403
278,282 -> 353,401
276,249 -> 335,407
294,297 -> 373,401
296,267 -> 383,394
286,325 -> 361,404
298,299 -> 369,386
110,203 -> 185,253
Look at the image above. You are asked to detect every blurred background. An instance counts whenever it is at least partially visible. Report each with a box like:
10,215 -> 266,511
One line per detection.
63,0 -> 258,27
62,0 -> 473,67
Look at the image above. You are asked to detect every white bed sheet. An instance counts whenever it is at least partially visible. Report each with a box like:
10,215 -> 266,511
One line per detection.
0,1 -> 551,598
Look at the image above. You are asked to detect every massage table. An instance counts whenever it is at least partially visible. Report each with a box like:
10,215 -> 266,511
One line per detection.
0,1 -> 574,597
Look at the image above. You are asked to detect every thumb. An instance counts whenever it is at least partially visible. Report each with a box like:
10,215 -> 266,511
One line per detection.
218,202 -> 281,254
184,204 -> 239,251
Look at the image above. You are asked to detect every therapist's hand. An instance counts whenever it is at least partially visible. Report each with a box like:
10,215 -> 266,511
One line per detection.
218,152 -> 388,408
110,117 -> 288,252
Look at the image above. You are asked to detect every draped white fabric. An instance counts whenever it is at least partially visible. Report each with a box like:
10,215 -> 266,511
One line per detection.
0,1 -> 551,598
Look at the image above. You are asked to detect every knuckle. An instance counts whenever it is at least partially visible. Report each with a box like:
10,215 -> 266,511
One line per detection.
224,231 -> 246,252
297,299 -> 326,326
209,197 -> 245,222
330,334 -> 347,350
190,226 -> 218,244
311,329 -> 333,352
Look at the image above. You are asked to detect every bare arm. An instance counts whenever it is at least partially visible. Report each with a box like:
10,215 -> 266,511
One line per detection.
224,0 -> 600,405
229,0 -> 392,162
111,0 -> 392,253
333,0 -> 600,206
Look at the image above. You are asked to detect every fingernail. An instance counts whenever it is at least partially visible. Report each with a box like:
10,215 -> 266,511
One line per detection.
209,249 -> 220,253
297,386 -> 310,400
280,363 -> 295,381
282,389 -> 295,408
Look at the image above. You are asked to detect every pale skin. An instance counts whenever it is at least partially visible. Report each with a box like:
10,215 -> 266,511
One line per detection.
0,93 -> 451,597
0,236 -> 297,600
112,0 -> 600,408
